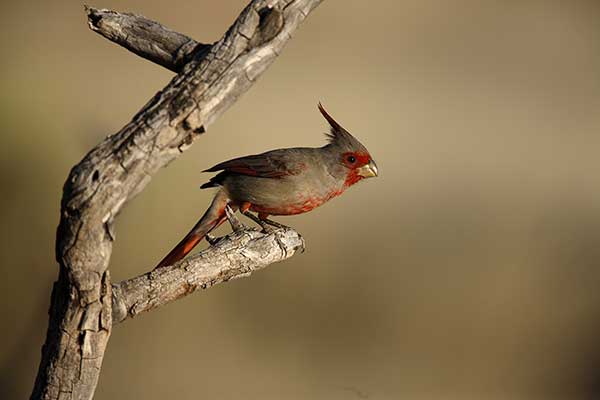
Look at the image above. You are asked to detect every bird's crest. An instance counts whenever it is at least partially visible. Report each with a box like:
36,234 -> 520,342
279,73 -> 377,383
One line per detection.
318,103 -> 368,154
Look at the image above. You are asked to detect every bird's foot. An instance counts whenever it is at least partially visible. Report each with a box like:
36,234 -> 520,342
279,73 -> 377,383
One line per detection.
205,233 -> 219,245
242,211 -> 274,233
261,218 -> 290,230
242,211 -> 289,233
225,204 -> 245,232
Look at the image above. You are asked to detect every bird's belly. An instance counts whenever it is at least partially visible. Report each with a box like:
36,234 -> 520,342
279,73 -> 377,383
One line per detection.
247,188 -> 345,216
250,196 -> 330,216
225,174 -> 344,216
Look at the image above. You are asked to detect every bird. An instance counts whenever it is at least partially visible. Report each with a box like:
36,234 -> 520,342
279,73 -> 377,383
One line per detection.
155,103 -> 378,269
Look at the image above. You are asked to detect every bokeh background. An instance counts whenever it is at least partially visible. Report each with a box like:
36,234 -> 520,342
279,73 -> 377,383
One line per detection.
2,0 -> 600,399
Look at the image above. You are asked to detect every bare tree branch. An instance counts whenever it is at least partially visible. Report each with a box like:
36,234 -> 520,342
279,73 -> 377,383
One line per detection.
112,227 -> 304,324
85,6 -> 210,72
31,1 -> 322,399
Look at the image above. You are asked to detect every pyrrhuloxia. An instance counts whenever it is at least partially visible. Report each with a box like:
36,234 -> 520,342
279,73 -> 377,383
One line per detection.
155,104 -> 378,268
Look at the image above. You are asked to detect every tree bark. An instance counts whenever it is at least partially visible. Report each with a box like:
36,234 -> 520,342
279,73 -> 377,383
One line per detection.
31,1 -> 321,399
112,227 -> 304,324
85,6 -> 210,73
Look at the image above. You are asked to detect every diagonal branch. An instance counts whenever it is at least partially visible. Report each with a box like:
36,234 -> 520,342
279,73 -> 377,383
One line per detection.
112,228 -> 304,324
31,1 -> 322,399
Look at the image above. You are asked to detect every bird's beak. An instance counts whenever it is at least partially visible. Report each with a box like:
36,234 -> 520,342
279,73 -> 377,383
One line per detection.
357,159 -> 378,178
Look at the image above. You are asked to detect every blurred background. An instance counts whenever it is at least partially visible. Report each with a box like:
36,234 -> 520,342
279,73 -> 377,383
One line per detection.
2,0 -> 600,399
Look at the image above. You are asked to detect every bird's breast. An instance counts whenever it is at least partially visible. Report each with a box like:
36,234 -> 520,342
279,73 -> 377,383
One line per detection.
249,187 -> 345,216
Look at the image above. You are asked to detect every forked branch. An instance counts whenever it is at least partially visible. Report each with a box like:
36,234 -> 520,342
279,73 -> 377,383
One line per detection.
31,2 -> 321,399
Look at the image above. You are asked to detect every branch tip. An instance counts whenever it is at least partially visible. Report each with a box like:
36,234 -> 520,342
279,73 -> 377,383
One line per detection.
85,6 -> 103,30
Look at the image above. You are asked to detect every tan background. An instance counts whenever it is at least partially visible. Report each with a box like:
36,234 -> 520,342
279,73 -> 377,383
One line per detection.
2,0 -> 600,399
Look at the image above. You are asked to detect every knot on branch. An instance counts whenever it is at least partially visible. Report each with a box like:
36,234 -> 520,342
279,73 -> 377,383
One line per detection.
249,6 -> 284,48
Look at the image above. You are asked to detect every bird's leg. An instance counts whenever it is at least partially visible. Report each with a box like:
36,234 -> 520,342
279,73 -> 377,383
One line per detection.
225,204 -> 245,232
241,210 -> 291,233
242,210 -> 273,233
205,204 -> 242,246
259,215 -> 291,230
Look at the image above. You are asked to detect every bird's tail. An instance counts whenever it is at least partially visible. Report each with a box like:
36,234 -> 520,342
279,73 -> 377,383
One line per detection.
155,190 -> 231,269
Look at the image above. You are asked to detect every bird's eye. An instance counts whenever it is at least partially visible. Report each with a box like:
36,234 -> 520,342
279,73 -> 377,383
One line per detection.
347,155 -> 356,163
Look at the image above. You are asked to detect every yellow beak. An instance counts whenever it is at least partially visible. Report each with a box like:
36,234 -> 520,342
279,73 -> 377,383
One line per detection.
357,160 -> 378,178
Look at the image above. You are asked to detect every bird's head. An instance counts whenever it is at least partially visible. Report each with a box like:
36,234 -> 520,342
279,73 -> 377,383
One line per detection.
318,103 -> 378,187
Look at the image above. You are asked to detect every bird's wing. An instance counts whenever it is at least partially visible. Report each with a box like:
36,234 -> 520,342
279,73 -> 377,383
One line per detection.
203,150 -> 303,178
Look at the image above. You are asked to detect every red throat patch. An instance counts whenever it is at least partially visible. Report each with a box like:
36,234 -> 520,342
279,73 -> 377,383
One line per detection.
342,151 -> 371,187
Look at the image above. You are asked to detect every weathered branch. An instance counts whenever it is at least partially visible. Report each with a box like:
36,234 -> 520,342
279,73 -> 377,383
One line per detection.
85,6 -> 210,72
112,228 -> 304,323
31,1 -> 322,399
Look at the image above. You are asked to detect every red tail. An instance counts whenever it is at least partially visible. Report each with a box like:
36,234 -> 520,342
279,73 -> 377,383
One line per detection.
155,190 -> 231,269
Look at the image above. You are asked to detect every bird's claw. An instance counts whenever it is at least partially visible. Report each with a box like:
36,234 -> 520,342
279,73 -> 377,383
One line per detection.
205,233 -> 219,245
